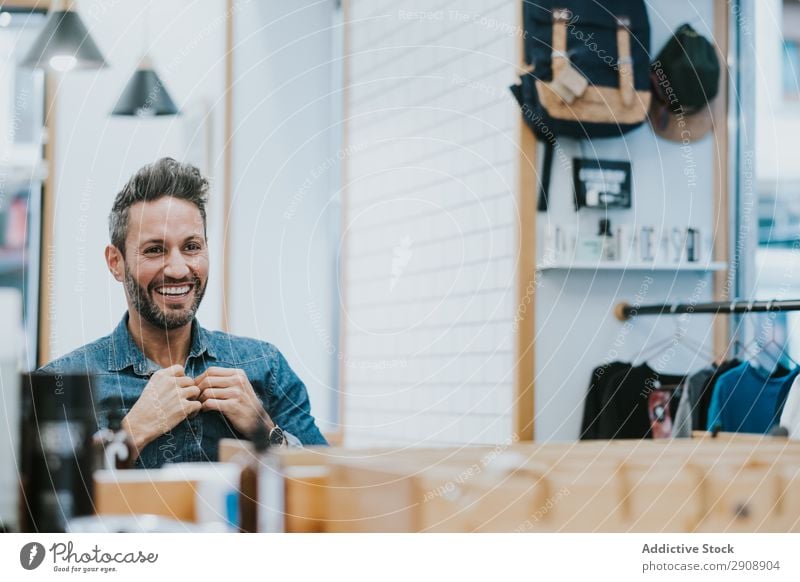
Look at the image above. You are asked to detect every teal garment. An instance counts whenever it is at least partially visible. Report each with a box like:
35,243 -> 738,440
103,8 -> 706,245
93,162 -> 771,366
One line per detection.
706,362 -> 799,434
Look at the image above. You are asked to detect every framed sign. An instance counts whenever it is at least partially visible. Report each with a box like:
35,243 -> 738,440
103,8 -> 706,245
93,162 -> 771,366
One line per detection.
573,159 -> 632,209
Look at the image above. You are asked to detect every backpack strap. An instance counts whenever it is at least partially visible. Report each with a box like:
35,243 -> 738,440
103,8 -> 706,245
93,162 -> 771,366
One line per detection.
551,9 -> 637,107
538,7 -> 568,212
550,8 -> 571,77
616,16 -> 635,107
537,140 -> 555,212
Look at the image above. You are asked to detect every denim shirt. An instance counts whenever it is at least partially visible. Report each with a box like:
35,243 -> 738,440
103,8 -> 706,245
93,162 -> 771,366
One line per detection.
38,313 -> 328,468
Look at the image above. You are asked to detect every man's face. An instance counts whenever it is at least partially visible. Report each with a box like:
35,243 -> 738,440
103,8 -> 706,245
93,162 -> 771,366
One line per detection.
116,197 -> 209,330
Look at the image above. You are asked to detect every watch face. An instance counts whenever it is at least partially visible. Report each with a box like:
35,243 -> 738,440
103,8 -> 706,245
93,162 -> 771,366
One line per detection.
269,426 -> 285,446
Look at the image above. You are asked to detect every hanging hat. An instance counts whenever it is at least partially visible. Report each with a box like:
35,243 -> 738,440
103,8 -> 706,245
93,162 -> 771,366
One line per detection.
649,23 -> 721,142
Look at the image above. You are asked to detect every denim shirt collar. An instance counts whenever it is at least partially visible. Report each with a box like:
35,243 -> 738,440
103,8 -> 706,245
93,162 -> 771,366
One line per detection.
107,312 -> 216,375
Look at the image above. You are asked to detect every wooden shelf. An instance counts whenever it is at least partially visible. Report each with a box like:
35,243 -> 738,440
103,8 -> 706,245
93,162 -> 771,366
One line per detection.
538,261 -> 728,272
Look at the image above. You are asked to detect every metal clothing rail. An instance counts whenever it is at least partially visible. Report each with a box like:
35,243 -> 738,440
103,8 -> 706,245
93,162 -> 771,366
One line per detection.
614,299 -> 800,321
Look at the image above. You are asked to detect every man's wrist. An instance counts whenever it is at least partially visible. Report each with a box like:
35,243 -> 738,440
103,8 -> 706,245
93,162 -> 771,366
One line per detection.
255,408 -> 275,432
253,410 -> 286,447
121,412 -> 154,461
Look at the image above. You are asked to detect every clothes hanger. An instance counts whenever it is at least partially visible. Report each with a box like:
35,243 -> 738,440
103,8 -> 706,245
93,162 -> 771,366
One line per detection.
737,322 -> 793,378
633,304 -> 714,367
731,337 -> 747,361
632,305 -> 682,365
735,301 -> 773,372
761,337 -> 798,372
750,300 -> 799,374
739,333 -> 776,376
713,337 -> 742,366
728,299 -> 756,362
674,328 -> 716,363
633,335 -> 679,367
667,303 -> 717,364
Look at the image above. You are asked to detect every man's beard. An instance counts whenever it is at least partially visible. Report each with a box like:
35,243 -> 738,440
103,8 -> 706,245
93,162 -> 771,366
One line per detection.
124,266 -> 206,330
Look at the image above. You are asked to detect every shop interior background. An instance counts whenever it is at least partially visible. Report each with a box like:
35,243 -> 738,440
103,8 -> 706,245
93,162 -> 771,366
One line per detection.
0,0 -> 797,471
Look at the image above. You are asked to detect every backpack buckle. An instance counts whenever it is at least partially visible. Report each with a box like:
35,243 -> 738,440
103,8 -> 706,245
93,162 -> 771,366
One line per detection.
552,8 -> 572,22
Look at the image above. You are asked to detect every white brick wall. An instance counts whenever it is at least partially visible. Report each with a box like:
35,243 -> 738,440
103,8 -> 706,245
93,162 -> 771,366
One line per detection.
341,0 -> 520,446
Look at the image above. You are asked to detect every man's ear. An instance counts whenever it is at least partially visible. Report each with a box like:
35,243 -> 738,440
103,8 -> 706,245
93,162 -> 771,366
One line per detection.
105,244 -> 124,282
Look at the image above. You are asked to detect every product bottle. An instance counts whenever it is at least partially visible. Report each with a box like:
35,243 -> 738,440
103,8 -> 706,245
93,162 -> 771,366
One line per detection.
92,396 -> 134,471
19,373 -> 96,532
239,417 -> 271,533
599,218 -> 616,261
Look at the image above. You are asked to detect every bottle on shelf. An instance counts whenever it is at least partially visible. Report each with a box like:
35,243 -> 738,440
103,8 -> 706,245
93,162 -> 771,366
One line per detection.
599,218 -> 616,261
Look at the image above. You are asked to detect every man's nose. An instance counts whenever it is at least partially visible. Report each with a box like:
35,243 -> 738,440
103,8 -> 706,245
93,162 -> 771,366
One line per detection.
163,248 -> 190,279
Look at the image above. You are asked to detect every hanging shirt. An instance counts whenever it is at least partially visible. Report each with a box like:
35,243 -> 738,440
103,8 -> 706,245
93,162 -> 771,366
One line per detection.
580,361 -> 631,440
706,362 -> 799,434
779,375 -> 800,440
673,367 -> 715,438
595,363 -> 685,440
673,359 -> 742,437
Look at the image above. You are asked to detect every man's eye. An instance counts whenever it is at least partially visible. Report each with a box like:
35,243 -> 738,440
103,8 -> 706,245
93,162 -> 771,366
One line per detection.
144,247 -> 163,255
186,242 -> 202,251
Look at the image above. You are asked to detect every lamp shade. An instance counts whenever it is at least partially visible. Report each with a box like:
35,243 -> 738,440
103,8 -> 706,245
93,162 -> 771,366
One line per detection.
19,10 -> 107,71
111,66 -> 179,116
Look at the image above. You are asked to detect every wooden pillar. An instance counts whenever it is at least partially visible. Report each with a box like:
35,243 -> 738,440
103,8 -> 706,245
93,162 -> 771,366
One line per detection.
514,0 -> 537,441
712,0 -> 732,359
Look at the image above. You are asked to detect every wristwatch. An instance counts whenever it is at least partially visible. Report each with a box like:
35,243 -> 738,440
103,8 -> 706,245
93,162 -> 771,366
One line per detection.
268,425 -> 287,447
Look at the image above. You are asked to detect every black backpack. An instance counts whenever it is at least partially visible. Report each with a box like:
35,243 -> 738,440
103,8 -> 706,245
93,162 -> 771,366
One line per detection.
511,1 -> 651,210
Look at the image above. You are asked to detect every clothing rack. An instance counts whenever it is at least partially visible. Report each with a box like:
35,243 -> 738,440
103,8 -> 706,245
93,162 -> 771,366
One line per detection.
614,299 -> 800,321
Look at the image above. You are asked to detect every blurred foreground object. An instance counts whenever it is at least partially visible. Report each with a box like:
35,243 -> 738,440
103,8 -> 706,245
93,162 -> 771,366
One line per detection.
0,289 -> 23,530
18,372 -> 95,532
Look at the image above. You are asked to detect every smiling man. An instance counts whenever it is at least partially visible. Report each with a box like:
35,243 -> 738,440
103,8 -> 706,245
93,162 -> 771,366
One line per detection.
39,157 -> 327,468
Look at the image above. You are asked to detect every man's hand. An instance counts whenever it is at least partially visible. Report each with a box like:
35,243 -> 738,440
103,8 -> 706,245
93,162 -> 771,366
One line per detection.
121,365 -> 202,458
195,367 -> 272,435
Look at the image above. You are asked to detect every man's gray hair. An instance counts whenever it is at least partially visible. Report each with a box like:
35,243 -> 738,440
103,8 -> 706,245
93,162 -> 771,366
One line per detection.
109,157 -> 209,254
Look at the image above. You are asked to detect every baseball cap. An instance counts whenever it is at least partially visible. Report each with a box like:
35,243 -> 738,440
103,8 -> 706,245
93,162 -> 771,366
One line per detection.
649,23 -> 721,142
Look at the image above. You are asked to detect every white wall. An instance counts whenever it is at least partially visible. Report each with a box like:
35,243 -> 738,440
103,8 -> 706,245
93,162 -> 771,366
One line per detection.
534,1 -> 720,441
48,0 -> 228,356
231,0 -> 339,434
755,0 -> 800,183
340,0 -> 519,447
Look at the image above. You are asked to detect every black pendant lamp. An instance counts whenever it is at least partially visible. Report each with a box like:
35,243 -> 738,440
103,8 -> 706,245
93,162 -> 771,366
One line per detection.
111,55 -> 179,116
111,4 -> 178,117
19,0 -> 107,71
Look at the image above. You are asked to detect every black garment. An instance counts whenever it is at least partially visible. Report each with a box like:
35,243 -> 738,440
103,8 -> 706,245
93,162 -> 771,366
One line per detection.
581,362 -> 684,439
694,359 -> 741,431
580,361 -> 630,440
580,361 -> 685,440
595,363 -> 685,440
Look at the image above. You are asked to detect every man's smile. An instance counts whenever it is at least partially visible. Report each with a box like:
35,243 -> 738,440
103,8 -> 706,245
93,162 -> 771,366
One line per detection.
154,284 -> 192,297
151,280 -> 196,308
